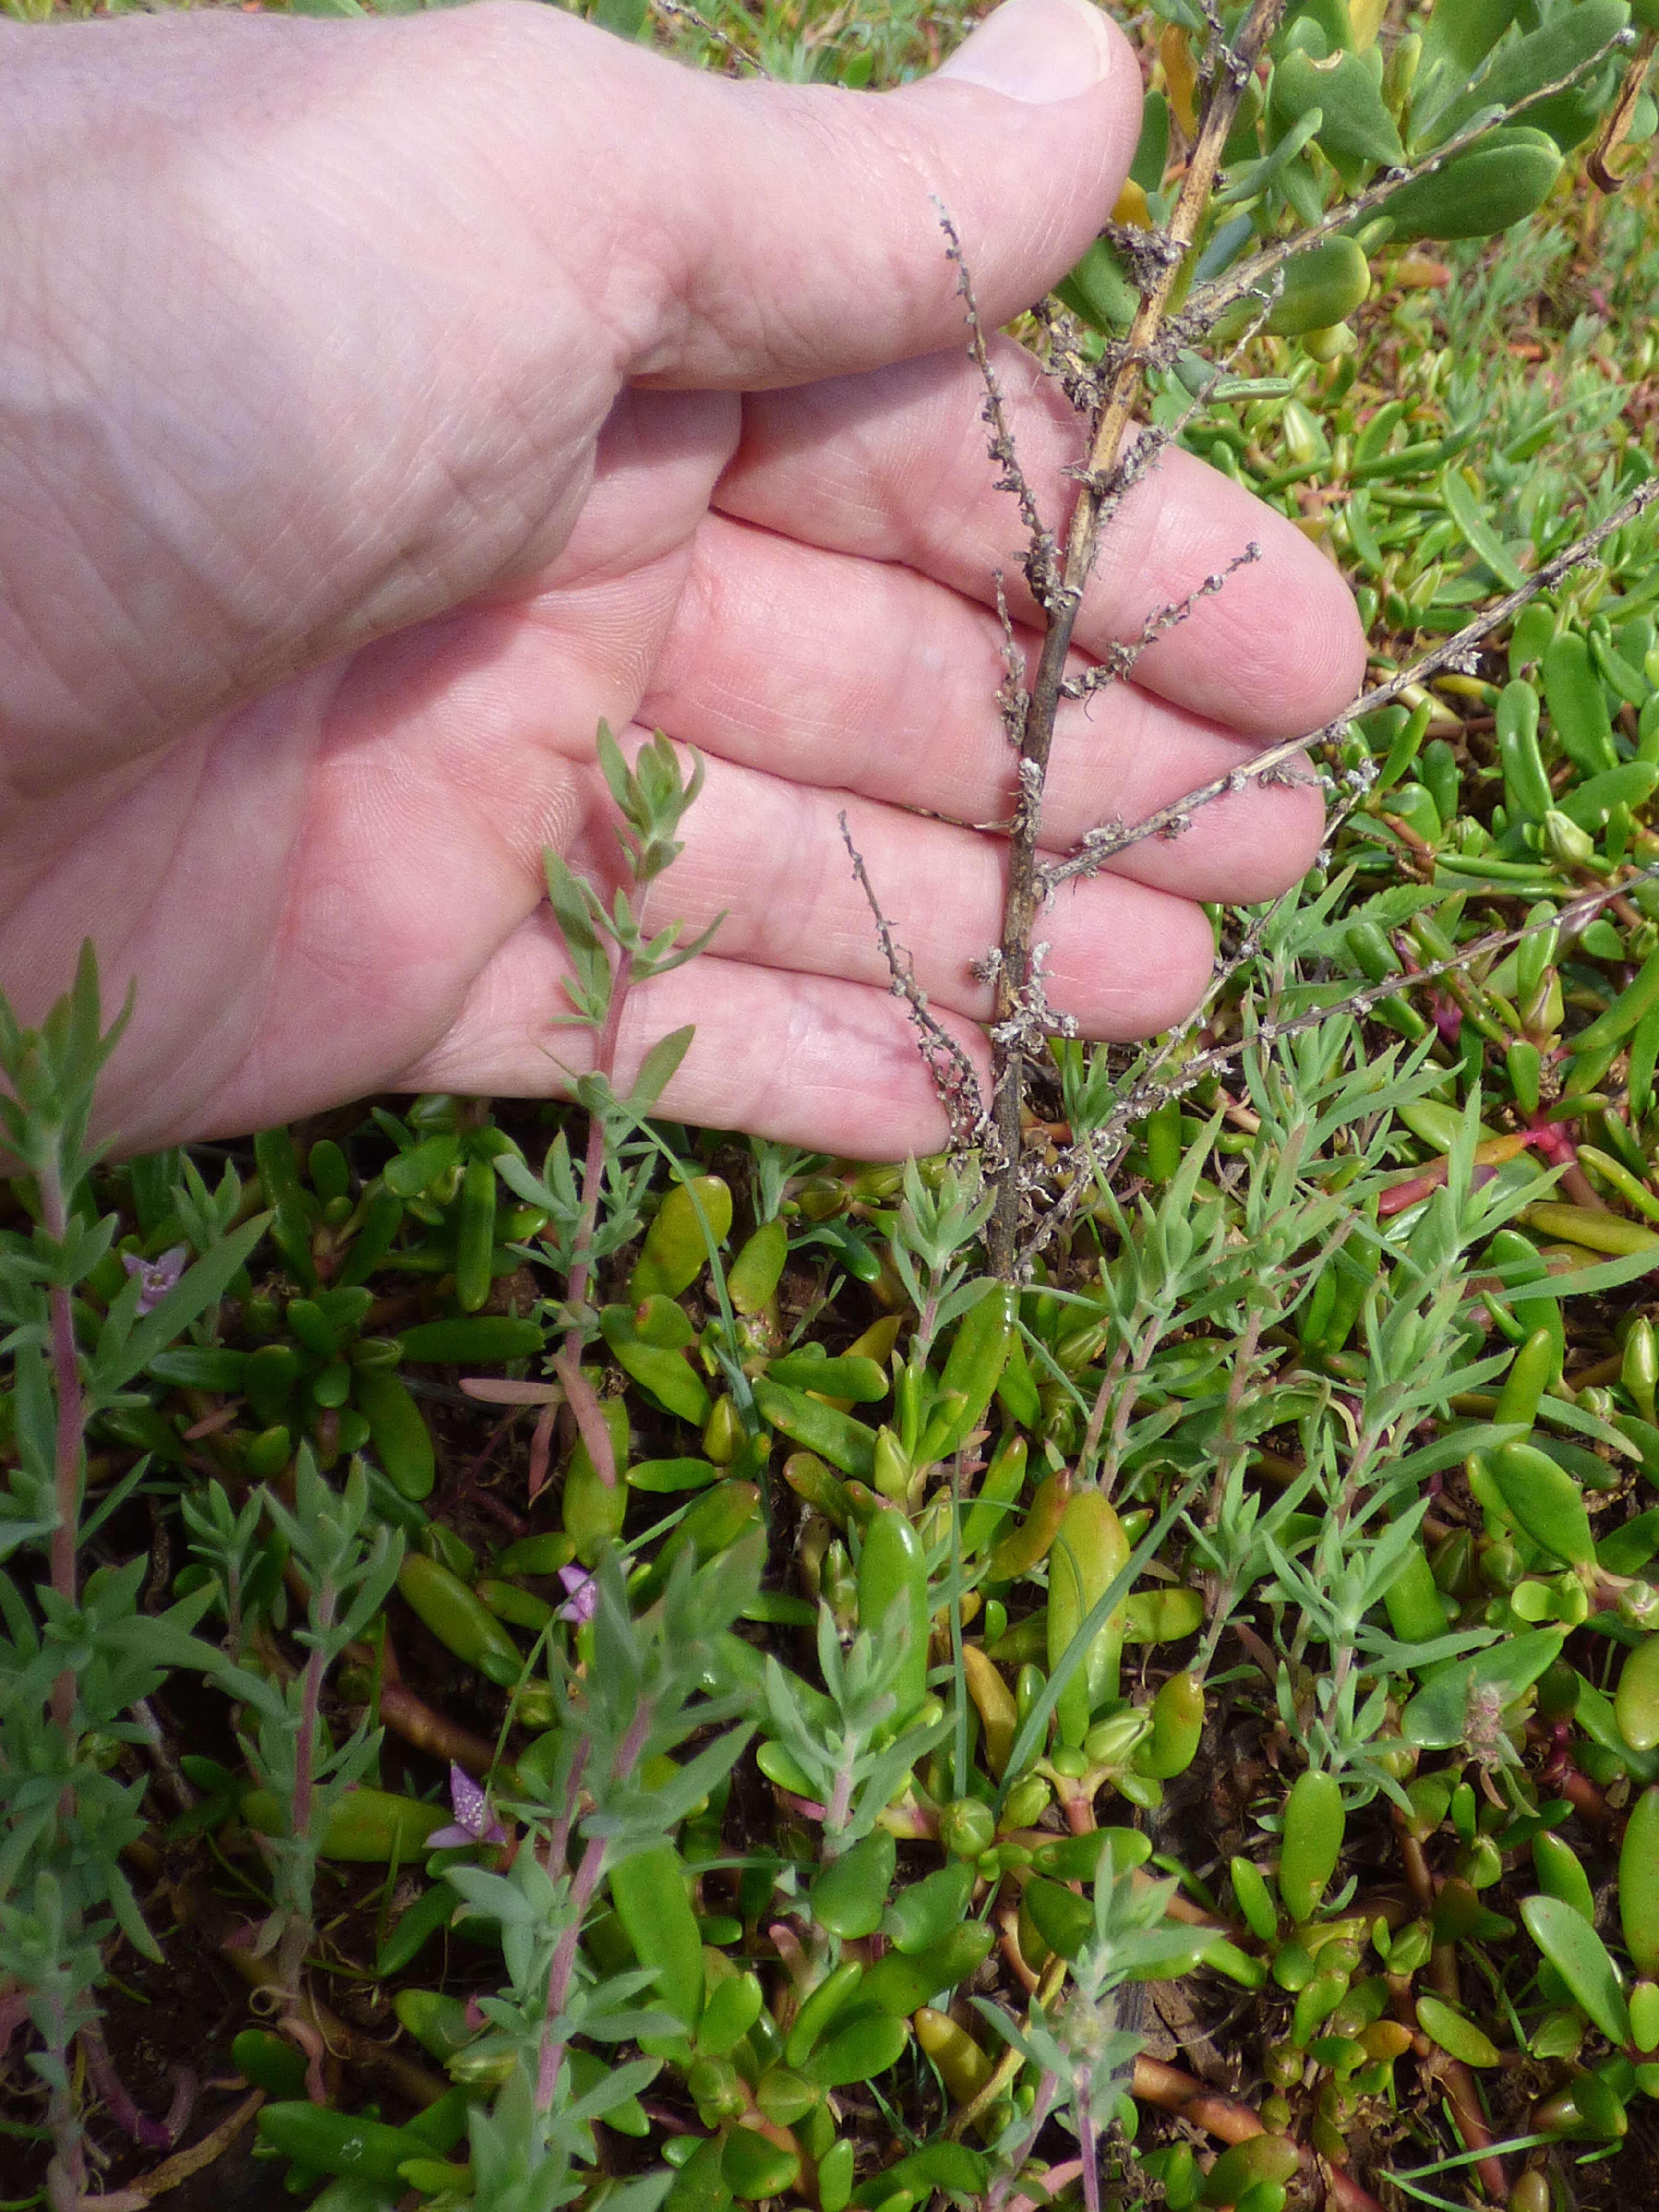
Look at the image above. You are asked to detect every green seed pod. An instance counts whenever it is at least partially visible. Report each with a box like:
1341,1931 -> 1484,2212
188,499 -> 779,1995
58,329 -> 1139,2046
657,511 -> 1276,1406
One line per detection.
721,2127 -> 801,2202
937,1797 -> 997,1862
1048,1490 -> 1130,1746
396,1316 -> 544,1364
1381,126 -> 1563,241
1132,1671 -> 1205,1779
397,1552 -> 524,1687
754,1378 -> 876,1481
803,2012 -> 910,2091
918,1286 -> 1016,1463
811,1830 -> 895,1940
857,1506 -> 929,1722
728,1217 -> 788,1316
354,1367 -> 435,1502
611,1841 -> 704,2043
961,1434 -> 1028,1558
1491,1441 -> 1595,1568
1279,1769 -> 1345,1924
1617,1634 -> 1659,1753
629,1176 -> 733,1303
987,1469 -> 1071,1582
882,1861 -> 976,1955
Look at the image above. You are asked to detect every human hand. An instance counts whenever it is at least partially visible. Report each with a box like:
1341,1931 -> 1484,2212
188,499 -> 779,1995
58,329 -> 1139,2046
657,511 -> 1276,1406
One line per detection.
0,0 -> 1362,1160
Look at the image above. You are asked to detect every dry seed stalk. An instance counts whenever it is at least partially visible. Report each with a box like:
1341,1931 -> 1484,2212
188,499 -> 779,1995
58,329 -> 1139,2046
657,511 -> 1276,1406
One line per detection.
1045,468 -> 1659,896
986,0 -> 1289,1274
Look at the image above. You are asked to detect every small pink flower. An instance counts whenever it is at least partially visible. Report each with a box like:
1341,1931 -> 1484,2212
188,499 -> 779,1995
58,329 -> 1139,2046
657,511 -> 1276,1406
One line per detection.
122,1245 -> 188,1315
428,1763 -> 506,1850
557,1565 -> 599,1625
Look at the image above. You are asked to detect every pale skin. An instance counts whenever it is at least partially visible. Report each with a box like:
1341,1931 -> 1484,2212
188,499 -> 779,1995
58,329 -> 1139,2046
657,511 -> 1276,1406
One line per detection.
0,0 -> 1364,1162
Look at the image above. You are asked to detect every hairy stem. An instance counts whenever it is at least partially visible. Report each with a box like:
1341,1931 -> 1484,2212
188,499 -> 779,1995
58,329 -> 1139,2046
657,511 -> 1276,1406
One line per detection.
555,948 -> 636,1489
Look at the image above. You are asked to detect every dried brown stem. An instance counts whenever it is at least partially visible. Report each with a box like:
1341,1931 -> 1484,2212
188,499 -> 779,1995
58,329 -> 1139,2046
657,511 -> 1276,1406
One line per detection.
1046,472 -> 1659,894
985,0 -> 1289,1274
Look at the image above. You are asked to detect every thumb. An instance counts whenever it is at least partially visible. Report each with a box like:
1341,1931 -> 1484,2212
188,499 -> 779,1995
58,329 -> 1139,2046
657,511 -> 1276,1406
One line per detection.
544,0 -> 1141,389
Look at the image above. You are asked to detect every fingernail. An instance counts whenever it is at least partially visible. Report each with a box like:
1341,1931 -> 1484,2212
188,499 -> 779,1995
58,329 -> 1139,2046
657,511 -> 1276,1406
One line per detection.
937,0 -> 1117,102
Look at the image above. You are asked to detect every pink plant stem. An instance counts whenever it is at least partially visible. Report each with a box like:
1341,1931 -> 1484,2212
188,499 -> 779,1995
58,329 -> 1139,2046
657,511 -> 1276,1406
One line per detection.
1075,2088 -> 1102,2212
77,2021 -> 177,2149
536,1706 -> 650,2111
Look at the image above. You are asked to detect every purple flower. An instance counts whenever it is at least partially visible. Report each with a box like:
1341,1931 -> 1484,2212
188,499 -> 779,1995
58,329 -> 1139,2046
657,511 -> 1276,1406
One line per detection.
427,1763 -> 506,1851
557,1565 -> 599,1625
122,1245 -> 188,1316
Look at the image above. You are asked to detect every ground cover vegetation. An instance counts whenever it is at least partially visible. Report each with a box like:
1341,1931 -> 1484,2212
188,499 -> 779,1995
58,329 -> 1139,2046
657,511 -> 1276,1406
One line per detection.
9,0 -> 1659,2208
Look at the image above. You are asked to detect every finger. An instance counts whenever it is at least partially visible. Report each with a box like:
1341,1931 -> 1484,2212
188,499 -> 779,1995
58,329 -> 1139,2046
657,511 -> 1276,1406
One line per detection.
628,746 -> 1219,1039
645,509 -> 1324,900
715,340 -> 1367,735
545,0 -> 1144,388
397,907 -> 990,1161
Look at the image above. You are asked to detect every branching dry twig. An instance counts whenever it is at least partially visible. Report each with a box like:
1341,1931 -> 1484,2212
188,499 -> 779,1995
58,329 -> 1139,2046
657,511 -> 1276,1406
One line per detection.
984,0 -> 1290,1274
838,813 -> 986,1146
1047,470 -> 1659,892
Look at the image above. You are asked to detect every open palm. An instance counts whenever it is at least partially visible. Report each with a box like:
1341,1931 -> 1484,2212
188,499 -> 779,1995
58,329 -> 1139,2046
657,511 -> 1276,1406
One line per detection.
0,0 -> 1362,1159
